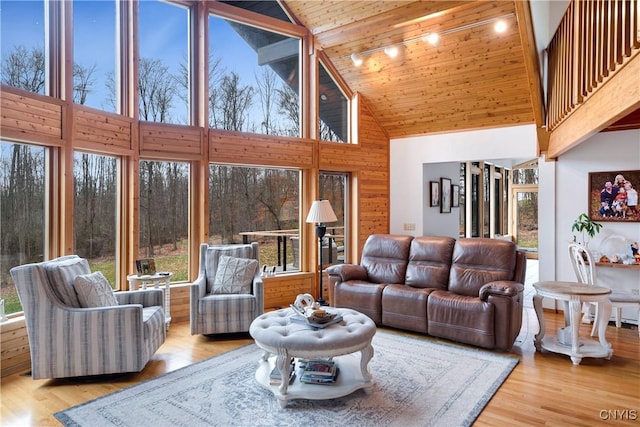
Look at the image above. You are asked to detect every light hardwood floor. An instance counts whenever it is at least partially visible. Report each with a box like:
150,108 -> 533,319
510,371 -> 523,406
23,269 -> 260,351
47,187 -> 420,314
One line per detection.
1,309 -> 638,426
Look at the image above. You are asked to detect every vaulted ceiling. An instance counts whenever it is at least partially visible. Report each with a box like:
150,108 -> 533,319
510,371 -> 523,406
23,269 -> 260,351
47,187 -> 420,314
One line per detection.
285,0 -> 538,139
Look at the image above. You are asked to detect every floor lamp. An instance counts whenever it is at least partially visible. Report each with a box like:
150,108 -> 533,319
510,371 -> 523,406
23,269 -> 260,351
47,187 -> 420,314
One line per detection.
306,200 -> 338,306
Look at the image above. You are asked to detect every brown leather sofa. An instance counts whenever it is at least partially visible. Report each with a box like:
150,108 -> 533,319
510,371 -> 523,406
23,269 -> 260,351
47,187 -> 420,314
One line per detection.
327,234 -> 527,351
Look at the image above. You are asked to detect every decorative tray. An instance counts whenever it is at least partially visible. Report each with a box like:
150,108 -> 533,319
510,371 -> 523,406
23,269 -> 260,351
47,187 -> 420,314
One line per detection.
289,304 -> 342,328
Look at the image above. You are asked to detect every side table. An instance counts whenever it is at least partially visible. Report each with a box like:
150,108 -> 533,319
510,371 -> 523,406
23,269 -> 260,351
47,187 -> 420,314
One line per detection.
533,280 -> 613,365
126,272 -> 173,329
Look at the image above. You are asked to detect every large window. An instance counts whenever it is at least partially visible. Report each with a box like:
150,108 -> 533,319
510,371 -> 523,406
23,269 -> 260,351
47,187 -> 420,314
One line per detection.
73,152 -> 118,286
208,15 -> 300,136
73,0 -> 116,112
0,0 -> 46,95
470,162 -> 480,237
512,161 -> 538,253
209,165 -> 300,272
138,1 -> 189,124
0,142 -> 46,315
461,161 -> 511,239
318,62 -> 349,142
319,172 -> 348,264
139,160 -> 189,280
458,163 -> 466,238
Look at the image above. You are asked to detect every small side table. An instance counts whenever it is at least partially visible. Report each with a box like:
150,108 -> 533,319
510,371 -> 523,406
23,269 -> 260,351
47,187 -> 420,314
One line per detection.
126,272 -> 173,329
533,280 -> 613,365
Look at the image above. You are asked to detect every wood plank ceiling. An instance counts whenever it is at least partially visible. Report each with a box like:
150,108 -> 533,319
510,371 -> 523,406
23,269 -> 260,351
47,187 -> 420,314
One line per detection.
284,0 -> 536,139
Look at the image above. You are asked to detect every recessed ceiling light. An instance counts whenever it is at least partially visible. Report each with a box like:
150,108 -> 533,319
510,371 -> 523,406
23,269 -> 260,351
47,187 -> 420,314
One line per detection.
350,53 -> 363,67
320,93 -> 327,101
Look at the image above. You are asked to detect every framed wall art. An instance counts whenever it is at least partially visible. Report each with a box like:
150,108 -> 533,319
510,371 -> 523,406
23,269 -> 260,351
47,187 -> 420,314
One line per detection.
440,177 -> 452,213
451,184 -> 460,208
429,181 -> 440,207
588,170 -> 640,222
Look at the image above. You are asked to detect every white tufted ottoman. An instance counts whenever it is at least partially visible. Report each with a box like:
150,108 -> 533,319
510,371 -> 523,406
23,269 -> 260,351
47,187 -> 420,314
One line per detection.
249,307 -> 376,407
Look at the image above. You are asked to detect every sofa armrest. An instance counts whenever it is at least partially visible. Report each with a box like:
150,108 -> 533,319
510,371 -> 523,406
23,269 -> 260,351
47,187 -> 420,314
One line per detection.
116,289 -> 163,307
327,264 -> 368,282
479,280 -> 524,300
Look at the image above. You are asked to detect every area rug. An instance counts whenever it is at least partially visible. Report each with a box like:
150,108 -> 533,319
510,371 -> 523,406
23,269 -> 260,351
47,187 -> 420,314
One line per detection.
55,331 -> 518,427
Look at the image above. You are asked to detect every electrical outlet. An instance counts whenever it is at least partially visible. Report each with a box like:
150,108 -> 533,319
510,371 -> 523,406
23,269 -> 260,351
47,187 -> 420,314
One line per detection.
403,223 -> 416,231
632,289 -> 640,296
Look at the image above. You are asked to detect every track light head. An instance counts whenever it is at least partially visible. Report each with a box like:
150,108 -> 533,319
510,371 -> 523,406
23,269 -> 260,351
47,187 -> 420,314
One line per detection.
384,46 -> 399,58
422,33 -> 440,46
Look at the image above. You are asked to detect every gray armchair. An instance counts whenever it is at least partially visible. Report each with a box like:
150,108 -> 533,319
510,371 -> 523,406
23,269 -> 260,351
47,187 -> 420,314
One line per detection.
190,242 -> 264,335
10,255 -> 166,379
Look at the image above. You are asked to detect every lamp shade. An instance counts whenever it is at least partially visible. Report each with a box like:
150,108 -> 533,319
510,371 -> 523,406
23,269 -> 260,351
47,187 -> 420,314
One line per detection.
306,200 -> 338,224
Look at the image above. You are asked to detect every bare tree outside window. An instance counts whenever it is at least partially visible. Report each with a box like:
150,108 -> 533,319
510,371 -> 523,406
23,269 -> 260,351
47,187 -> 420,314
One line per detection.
0,45 -> 45,95
73,152 -> 117,286
209,165 -> 300,270
0,142 -> 46,315
139,161 -> 189,281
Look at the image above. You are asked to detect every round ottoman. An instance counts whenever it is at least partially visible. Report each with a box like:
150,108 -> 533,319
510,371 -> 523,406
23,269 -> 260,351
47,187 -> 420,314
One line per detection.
249,307 -> 376,407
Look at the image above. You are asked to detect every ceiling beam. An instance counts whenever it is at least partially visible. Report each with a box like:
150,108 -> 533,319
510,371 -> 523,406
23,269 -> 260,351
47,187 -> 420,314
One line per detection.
514,0 -> 547,154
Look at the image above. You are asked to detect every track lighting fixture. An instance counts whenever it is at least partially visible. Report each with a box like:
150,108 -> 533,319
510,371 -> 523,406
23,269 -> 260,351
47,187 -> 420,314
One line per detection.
422,33 -> 440,46
350,53 -> 363,67
384,46 -> 399,58
347,13 -> 514,67
494,20 -> 508,33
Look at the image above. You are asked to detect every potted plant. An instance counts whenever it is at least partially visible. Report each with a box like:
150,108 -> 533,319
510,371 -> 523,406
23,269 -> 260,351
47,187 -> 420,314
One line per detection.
571,213 -> 602,248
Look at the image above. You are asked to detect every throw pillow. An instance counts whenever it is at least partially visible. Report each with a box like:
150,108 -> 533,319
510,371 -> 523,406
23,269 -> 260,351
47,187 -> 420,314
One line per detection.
45,256 -> 91,307
74,272 -> 119,308
212,255 -> 258,294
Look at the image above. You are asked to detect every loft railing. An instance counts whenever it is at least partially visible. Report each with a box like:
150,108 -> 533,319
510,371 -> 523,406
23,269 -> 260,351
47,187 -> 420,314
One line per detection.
546,0 -> 640,131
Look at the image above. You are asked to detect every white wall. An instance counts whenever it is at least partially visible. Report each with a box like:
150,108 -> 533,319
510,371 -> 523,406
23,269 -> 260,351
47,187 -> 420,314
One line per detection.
390,124 -> 538,237
391,127 -> 639,322
422,162 -> 460,238
555,129 -> 640,322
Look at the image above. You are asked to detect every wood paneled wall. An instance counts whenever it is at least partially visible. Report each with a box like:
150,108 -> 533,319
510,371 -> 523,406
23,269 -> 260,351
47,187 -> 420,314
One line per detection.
0,84 -> 390,378
74,106 -> 134,154
0,87 -> 64,145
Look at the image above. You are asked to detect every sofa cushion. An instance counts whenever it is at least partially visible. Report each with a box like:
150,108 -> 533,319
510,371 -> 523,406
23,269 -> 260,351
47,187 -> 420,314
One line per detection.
405,236 -> 455,289
44,256 -> 91,307
360,234 -> 413,284
212,255 -> 258,294
427,290 -> 495,349
448,238 -> 516,297
74,272 -> 118,307
381,284 -> 433,333
334,280 -> 386,324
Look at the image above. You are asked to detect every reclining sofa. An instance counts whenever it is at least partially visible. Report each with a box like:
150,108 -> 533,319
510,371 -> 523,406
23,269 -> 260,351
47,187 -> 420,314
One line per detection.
327,234 -> 527,351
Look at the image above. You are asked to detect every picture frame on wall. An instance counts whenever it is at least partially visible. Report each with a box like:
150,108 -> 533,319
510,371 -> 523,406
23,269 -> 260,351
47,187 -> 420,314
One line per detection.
451,184 -> 460,208
588,170 -> 640,222
429,181 -> 440,207
440,177 -> 452,213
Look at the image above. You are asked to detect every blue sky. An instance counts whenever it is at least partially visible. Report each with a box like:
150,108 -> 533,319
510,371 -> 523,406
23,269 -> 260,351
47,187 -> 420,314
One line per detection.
0,0 -> 276,124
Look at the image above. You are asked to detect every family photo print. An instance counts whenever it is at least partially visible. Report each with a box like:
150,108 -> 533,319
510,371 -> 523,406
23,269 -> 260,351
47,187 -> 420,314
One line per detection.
588,170 -> 640,222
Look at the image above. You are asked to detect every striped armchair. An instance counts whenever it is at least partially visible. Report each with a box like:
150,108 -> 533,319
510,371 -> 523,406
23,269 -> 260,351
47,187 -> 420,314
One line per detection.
10,255 -> 166,379
190,243 -> 264,335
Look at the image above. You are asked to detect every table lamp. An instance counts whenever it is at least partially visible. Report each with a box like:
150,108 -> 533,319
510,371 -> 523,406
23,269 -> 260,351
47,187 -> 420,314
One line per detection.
305,200 -> 338,306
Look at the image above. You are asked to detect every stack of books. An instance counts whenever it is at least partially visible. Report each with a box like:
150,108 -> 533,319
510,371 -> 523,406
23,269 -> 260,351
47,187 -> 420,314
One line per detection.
269,358 -> 296,385
299,359 -> 338,384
